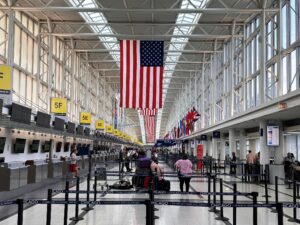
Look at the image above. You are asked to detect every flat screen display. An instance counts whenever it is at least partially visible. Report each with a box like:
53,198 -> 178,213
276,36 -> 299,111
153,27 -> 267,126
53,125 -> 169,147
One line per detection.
36,111 -> 51,128
11,103 -> 31,124
14,138 -> 26,153
0,137 -> 6,153
54,117 -> 65,131
30,140 -> 40,153
56,142 -> 62,152
200,135 -> 208,141
0,98 -> 3,116
212,131 -> 221,139
267,126 -> 279,146
77,125 -> 84,135
67,122 -> 75,133
84,127 -> 90,136
64,142 -> 70,152
43,140 -> 52,152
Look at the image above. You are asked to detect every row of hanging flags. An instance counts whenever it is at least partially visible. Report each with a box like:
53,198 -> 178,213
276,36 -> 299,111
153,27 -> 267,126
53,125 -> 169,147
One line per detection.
119,40 -> 164,143
164,107 -> 201,140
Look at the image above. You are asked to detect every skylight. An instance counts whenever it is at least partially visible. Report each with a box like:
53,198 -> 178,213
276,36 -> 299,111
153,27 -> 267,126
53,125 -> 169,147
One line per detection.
156,0 -> 209,139
68,0 -> 120,64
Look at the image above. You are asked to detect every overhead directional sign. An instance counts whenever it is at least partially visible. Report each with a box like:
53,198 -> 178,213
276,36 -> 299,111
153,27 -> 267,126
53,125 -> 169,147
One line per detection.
50,98 -> 67,115
95,119 -> 105,130
0,65 -> 11,94
80,112 -> 91,125
106,125 -> 113,133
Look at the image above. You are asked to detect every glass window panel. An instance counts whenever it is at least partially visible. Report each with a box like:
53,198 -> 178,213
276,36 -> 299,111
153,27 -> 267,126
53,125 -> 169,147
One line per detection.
282,56 -> 287,94
290,50 -> 297,91
290,0 -> 297,44
14,25 -> 21,64
20,31 -> 27,69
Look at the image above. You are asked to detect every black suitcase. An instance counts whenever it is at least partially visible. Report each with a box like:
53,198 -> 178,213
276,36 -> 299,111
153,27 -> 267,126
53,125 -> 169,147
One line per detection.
159,179 -> 170,191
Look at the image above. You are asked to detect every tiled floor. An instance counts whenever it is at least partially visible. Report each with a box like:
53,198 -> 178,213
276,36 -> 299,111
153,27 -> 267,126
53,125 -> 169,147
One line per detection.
1,162 -> 300,225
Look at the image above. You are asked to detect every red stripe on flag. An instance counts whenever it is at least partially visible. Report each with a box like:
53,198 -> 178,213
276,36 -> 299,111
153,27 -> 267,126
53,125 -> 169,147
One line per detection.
125,40 -> 130,108
146,67 -> 150,109
120,40 -> 123,107
139,67 -> 144,108
159,67 -> 163,108
132,41 -> 137,109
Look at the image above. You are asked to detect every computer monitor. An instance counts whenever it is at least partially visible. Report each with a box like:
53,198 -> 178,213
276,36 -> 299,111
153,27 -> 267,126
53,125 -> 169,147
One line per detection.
29,140 -> 40,153
13,138 -> 26,153
36,111 -> 51,128
56,142 -> 62,152
10,103 -> 31,124
0,137 -> 6,154
54,117 -> 65,131
64,142 -> 70,152
67,122 -> 75,133
42,140 -> 52,153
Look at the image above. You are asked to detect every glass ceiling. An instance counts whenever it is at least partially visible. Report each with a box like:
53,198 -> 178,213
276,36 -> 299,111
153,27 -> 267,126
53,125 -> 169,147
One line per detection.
156,0 -> 209,139
68,0 -> 208,142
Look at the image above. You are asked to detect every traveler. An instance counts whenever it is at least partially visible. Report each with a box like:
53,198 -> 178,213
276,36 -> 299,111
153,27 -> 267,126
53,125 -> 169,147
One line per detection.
230,152 -> 237,174
70,146 -> 78,178
151,157 -> 163,181
245,150 -> 257,182
175,153 -> 193,192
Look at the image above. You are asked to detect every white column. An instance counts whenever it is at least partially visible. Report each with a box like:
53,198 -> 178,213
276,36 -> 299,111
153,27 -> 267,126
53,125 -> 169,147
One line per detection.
259,120 -> 270,165
240,129 -> 247,161
274,121 -> 284,164
220,136 -> 226,161
212,138 -> 218,159
229,128 -> 236,154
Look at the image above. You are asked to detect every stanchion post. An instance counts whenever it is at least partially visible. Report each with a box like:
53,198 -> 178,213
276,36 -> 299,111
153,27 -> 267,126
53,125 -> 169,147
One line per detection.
17,199 -> 24,225
275,176 -> 278,204
82,173 -> 94,211
63,181 -> 69,225
145,200 -> 153,225
288,178 -> 300,223
241,163 -> 245,181
94,174 -> 98,201
262,172 -> 271,204
252,192 -> 258,225
276,203 -> 283,225
209,175 -> 220,213
215,178 -> 229,221
208,175 -> 211,206
232,183 -> 237,225
70,177 -> 84,221
46,189 -> 52,225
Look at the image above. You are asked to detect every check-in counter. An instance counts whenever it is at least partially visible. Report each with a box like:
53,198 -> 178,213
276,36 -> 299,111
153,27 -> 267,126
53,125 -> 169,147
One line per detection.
269,164 -> 285,184
52,159 -> 63,178
62,158 -> 70,178
27,160 -> 47,184
0,161 -> 28,191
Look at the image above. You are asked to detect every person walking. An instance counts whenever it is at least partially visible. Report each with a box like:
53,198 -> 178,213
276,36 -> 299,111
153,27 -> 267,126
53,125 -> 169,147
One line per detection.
175,154 -> 193,192
245,150 -> 257,182
70,145 -> 78,178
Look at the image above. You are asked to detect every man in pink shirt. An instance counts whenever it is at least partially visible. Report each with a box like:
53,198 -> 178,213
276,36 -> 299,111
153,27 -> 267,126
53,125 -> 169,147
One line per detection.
175,154 -> 193,192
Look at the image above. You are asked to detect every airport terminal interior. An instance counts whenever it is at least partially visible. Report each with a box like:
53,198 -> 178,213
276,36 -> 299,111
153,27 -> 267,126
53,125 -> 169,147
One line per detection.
0,0 -> 300,224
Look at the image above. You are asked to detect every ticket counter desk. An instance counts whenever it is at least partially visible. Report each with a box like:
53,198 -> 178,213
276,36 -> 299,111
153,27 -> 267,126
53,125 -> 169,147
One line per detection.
0,161 -> 28,191
62,158 -> 71,179
47,159 -> 63,178
27,160 -> 48,184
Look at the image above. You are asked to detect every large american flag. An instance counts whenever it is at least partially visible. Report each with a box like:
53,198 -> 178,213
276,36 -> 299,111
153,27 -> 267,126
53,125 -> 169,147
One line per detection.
120,40 -> 164,109
140,108 -> 156,116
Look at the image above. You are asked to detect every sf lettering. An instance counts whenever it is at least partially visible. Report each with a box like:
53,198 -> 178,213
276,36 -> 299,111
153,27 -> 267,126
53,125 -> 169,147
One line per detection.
54,102 -> 63,108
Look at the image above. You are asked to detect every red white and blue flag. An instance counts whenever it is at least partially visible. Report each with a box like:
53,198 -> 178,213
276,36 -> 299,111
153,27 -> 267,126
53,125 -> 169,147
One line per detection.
120,40 -> 164,109
144,115 -> 155,143
140,108 -> 156,116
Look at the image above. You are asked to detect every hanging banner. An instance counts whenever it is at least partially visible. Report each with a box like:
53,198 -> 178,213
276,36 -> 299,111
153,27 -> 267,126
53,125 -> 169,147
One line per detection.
106,125 -> 113,134
50,98 -> 67,115
95,119 -> 105,130
79,112 -> 91,125
197,144 -> 203,170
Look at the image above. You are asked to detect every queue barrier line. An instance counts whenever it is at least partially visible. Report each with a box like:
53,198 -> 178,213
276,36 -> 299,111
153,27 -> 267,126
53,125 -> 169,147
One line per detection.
51,189 -> 253,197
1,198 -> 298,209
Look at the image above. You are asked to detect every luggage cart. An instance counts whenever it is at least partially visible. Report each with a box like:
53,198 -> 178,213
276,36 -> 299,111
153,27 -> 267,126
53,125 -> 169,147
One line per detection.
94,163 -> 108,191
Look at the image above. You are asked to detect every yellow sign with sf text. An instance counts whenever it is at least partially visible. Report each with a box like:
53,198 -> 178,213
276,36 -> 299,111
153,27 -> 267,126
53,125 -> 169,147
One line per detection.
50,98 -> 67,115
106,125 -> 113,133
95,119 -> 105,130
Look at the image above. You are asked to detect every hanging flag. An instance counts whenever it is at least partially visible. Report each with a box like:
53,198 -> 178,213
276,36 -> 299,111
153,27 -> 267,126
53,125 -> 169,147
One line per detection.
120,40 -> 164,109
144,115 -> 155,143
140,108 -> 156,116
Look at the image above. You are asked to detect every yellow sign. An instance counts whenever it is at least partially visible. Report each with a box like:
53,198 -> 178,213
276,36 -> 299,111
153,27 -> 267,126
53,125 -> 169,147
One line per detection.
0,65 -> 11,93
106,125 -> 113,133
50,98 -> 67,115
95,120 -> 105,130
114,129 -> 120,136
80,112 -> 91,125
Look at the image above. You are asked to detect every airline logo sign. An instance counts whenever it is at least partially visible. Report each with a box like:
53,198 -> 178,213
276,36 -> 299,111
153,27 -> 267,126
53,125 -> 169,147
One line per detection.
50,98 -> 67,115
0,65 -> 11,94
95,120 -> 105,130
80,112 -> 91,125
106,125 -> 113,134
113,129 -> 119,136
